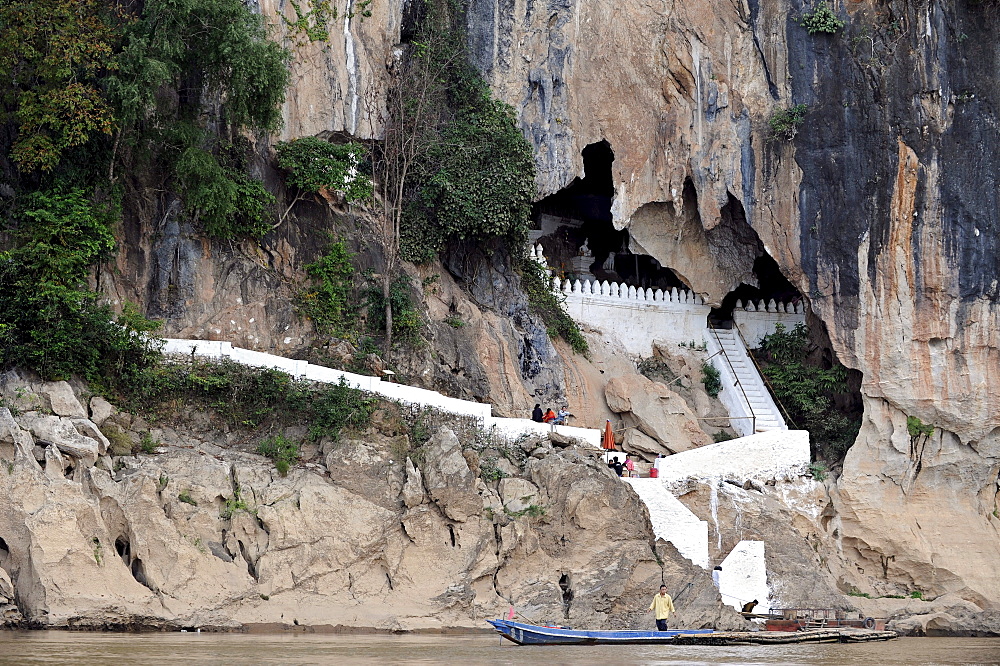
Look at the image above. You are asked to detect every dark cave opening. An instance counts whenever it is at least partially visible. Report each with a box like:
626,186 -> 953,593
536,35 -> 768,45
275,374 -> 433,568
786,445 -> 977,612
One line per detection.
558,573 -> 574,618
708,194 -> 803,326
710,253 -> 804,326
115,536 -> 130,562
531,140 -> 688,290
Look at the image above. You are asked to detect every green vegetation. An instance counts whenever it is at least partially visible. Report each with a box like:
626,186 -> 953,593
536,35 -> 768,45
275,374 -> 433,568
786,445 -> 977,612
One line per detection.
713,430 -> 735,443
808,461 -> 829,482
275,137 -> 372,225
257,434 -> 301,476
479,457 -> 507,482
769,104 -> 808,140
520,260 -> 588,354
277,138 -> 371,202
0,0 -> 291,386
800,2 -> 846,34
401,96 -> 535,262
409,410 -> 432,447
138,432 -> 159,454
296,238 -> 359,338
508,503 -> 546,519
220,494 -> 254,520
847,588 -> 872,598
756,323 -> 861,461
118,358 -> 376,443
365,277 -> 424,344
702,361 -> 722,398
444,316 -> 465,328
178,491 -> 198,506
906,415 -> 934,441
910,590 -> 924,600
372,0 -> 536,266
284,0 -> 337,43
0,0 -> 118,173
0,187 -> 162,383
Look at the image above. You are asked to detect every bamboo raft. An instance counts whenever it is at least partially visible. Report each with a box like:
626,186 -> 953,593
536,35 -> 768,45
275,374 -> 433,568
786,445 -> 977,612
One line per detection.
670,628 -> 898,646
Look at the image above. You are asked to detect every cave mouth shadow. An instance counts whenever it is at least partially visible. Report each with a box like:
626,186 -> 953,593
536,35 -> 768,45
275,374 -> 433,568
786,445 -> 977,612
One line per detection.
531,140 -> 687,290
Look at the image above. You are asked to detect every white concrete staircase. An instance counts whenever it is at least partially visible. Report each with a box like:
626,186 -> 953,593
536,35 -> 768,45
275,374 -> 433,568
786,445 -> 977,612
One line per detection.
622,478 -> 709,568
706,328 -> 786,436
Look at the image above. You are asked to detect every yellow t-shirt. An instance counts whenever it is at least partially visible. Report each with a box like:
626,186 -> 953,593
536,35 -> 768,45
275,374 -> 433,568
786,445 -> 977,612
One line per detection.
649,593 -> 675,620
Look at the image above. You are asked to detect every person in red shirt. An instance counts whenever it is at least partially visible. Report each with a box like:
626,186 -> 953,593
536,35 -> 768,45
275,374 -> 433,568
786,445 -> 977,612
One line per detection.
542,408 -> 556,423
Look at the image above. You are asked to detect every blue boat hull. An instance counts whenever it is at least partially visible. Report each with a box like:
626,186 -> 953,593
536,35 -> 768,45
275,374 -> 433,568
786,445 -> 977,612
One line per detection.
487,619 -> 714,645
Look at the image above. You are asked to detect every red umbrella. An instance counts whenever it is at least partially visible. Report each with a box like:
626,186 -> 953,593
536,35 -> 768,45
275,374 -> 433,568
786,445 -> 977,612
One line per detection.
602,420 -> 615,450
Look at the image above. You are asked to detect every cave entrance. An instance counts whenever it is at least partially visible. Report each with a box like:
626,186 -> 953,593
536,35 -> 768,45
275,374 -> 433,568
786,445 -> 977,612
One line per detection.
709,253 -> 803,328
531,141 -> 689,290
706,194 -> 802,327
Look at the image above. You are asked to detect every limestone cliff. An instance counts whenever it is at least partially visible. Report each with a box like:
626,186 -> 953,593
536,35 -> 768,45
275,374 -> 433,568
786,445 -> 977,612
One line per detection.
81,0 -> 1000,622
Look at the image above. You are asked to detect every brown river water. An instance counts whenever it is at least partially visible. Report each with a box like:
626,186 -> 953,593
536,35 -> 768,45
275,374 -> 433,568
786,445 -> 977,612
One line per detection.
1,632 -> 1000,665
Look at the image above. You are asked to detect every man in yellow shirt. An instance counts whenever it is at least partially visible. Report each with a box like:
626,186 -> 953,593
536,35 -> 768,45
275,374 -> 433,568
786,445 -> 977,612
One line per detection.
649,584 -> 676,631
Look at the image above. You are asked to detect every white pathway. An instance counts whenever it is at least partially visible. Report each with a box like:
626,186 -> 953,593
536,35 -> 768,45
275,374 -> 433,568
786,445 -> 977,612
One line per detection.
623,478 -> 709,568
707,328 -> 786,437
161,339 -> 602,447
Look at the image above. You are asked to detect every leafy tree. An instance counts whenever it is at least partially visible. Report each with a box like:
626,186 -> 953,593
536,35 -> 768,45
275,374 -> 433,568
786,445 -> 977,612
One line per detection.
0,0 -> 120,172
106,0 -> 290,238
361,0 -> 536,349
275,137 -> 372,227
756,323 -> 860,460
0,188 -> 161,382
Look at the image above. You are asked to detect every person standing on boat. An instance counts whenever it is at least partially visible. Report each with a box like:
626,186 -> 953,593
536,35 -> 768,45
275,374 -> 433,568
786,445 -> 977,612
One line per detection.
649,584 -> 676,631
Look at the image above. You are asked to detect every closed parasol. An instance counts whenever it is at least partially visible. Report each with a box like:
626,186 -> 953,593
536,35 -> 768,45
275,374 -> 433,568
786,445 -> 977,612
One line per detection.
602,420 -> 615,450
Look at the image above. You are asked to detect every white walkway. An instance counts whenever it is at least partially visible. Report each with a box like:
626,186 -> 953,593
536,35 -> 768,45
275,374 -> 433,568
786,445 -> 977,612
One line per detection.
160,339 -> 602,447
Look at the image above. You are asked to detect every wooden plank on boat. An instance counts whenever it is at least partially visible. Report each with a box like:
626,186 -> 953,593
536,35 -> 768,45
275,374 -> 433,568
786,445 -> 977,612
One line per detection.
671,629 -> 898,646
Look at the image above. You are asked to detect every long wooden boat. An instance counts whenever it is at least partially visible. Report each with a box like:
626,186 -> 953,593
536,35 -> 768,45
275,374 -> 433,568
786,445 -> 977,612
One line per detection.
487,619 -> 898,646
486,619 -> 714,645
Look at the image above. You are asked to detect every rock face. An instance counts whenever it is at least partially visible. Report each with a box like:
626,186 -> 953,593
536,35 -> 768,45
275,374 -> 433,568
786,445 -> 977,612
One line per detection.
605,375 -> 712,458
832,397 -> 1000,606
0,380 -> 740,630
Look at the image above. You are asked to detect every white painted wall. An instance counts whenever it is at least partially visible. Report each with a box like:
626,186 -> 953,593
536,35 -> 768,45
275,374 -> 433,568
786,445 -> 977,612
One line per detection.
653,430 -> 810,486
623,478 -> 709,568
733,300 -> 806,348
162,339 -> 601,446
718,540 -> 771,614
562,285 -> 711,357
528,244 -> 712,357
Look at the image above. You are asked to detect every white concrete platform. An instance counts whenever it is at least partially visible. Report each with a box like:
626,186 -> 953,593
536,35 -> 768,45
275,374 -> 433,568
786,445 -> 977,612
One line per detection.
654,430 -> 810,486
719,540 -> 772,614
